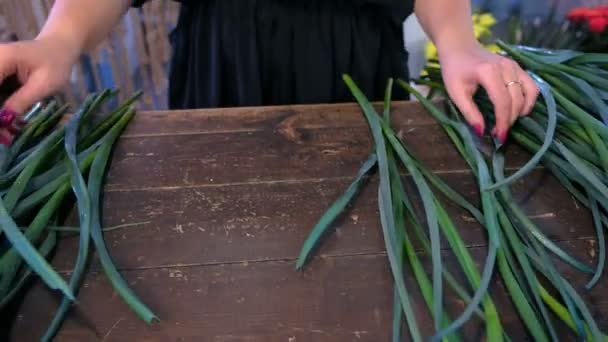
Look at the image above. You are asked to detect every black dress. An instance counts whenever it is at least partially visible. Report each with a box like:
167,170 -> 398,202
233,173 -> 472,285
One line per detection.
133,0 -> 414,110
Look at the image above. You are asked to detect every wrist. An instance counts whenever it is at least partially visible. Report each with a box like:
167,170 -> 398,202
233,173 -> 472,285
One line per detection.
436,38 -> 482,60
35,27 -> 84,62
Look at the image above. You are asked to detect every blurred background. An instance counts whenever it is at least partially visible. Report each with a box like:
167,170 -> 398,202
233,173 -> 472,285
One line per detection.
0,0 -> 605,110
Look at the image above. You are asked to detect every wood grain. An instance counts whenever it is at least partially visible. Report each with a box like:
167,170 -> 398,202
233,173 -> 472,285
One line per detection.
8,242 -> 606,342
104,102 -> 531,190
52,169 -> 593,272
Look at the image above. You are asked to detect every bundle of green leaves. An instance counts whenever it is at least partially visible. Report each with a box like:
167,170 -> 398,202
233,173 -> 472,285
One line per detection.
0,91 -> 156,341
297,43 -> 608,341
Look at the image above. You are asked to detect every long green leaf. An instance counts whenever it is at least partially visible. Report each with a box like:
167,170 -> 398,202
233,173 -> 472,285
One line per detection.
493,152 -> 558,341
87,108 -> 158,323
296,154 -> 376,269
0,231 -> 56,309
585,195 -> 605,290
43,98 -> 96,342
344,74 -> 423,342
0,197 -> 72,299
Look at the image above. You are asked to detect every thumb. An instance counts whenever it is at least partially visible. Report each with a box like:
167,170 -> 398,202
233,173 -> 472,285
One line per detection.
446,83 -> 486,137
3,71 -> 53,114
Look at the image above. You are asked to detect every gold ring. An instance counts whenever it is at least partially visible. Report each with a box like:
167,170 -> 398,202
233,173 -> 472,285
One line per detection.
505,80 -> 524,88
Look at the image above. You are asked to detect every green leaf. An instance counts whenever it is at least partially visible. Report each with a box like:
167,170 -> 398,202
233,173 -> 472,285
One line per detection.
87,108 -> 158,323
568,53 -> 608,66
0,231 -> 57,309
343,74 -> 423,342
493,153 -> 558,341
555,142 -> 608,201
43,97 -> 96,342
396,79 -> 503,342
585,195 -> 605,290
296,153 -> 376,269
0,197 -> 72,299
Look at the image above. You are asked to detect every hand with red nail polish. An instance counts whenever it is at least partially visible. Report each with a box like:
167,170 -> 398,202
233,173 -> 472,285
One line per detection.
0,0 -> 133,118
0,37 -> 80,117
0,109 -> 16,126
0,108 -> 23,146
472,123 -> 485,137
438,43 -> 540,143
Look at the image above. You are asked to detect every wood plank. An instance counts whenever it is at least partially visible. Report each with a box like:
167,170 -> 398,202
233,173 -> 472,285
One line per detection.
121,101 -> 439,137
51,169 -> 595,272
8,243 -> 608,342
104,124 -> 531,191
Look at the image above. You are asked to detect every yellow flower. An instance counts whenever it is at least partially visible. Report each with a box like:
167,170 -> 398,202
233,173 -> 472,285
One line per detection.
484,44 -> 502,54
472,13 -> 480,23
473,24 -> 489,39
478,13 -> 497,28
425,42 -> 438,61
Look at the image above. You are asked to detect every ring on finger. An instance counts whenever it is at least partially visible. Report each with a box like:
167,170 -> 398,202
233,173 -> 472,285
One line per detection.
505,80 -> 525,94
505,80 -> 524,88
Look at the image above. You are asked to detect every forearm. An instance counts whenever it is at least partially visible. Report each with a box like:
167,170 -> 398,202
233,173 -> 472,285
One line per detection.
36,0 -> 131,54
415,0 -> 478,55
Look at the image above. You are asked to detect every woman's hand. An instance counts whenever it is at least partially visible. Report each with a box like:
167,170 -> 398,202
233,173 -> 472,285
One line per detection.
0,36 -> 79,144
0,36 -> 79,114
438,44 -> 539,143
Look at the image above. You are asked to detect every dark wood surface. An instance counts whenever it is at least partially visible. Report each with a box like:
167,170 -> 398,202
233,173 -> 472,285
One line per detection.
5,101 -> 606,341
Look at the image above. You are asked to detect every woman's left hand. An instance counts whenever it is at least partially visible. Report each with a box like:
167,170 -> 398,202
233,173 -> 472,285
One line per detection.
438,44 -> 539,144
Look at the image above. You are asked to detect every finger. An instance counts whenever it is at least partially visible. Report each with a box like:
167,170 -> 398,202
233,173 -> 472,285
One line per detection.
477,64 -> 511,143
518,70 -> 540,115
0,128 -> 15,146
506,81 -> 525,125
498,59 -> 525,127
0,47 -> 17,85
3,71 -> 52,114
445,81 -> 486,136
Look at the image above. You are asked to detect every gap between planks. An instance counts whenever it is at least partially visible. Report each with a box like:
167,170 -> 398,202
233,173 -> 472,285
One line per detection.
105,166 -> 543,193
56,232 -> 593,274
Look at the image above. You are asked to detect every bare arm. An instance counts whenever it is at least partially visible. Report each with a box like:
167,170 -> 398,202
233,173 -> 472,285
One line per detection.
414,0 -> 478,55
0,0 -> 132,117
37,0 -> 132,54
414,0 -> 539,143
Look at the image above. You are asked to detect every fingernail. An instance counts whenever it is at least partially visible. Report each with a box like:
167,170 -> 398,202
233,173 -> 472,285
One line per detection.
0,134 -> 13,146
472,123 -> 484,137
491,127 -> 506,145
0,108 -> 17,126
498,130 -> 508,144
7,124 -> 21,135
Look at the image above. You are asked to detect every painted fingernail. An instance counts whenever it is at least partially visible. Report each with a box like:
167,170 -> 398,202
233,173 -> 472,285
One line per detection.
7,124 -> 21,135
499,130 -> 508,144
0,109 -> 17,126
472,123 -> 484,137
0,134 -> 13,146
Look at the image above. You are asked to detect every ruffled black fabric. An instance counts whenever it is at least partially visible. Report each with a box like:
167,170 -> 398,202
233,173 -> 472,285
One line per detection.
133,0 -> 414,109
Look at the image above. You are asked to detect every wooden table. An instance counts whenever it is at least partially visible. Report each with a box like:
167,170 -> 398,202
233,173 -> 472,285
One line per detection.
5,101 -> 607,341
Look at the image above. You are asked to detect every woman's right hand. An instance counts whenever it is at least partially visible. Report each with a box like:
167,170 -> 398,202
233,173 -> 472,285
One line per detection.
0,35 -> 80,115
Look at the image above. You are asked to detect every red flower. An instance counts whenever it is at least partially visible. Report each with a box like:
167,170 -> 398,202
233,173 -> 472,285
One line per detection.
588,16 -> 608,33
567,7 -> 591,22
597,7 -> 608,17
